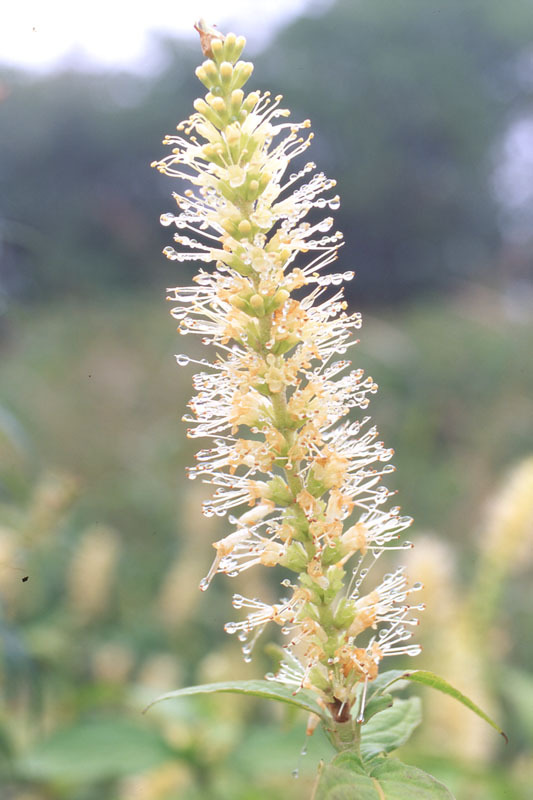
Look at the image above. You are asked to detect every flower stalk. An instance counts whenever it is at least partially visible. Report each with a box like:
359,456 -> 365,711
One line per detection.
152,25 -> 422,746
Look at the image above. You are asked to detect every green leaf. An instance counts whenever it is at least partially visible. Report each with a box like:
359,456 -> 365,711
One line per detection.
19,718 -> 173,784
314,753 -> 377,800
383,670 -> 508,743
144,679 -> 328,721
365,671 -> 409,699
360,698 -> 422,760
361,693 -> 394,723
315,753 -> 455,799
350,670 -> 407,723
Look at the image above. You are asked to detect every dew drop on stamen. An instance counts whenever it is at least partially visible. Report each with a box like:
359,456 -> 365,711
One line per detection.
224,622 -> 238,634
175,354 -> 190,366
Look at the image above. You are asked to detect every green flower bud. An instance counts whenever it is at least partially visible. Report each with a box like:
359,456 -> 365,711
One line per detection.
219,61 -> 233,87
324,565 -> 345,603
281,541 -> 309,572
230,89 -> 244,115
333,599 -> 357,629
249,294 -> 265,316
231,61 -> 254,91
265,476 -> 293,506
322,541 -> 343,567
243,91 -> 259,112
309,665 -> 331,693
210,37 -> 224,63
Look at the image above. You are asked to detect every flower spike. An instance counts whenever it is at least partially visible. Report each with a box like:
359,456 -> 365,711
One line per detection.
154,25 -> 421,723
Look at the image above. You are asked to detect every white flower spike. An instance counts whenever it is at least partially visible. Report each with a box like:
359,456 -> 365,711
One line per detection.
153,27 -> 420,723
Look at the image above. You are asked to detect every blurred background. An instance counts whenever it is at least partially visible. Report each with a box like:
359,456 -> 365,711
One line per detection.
1,1 -> 533,798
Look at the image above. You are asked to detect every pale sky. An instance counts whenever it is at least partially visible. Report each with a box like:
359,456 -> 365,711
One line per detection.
1,0 -> 329,72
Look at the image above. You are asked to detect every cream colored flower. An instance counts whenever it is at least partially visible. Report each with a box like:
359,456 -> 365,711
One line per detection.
154,29 -> 420,718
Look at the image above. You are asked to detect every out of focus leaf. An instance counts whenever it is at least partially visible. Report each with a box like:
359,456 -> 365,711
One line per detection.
19,718 -> 173,783
360,698 -> 422,760
315,752 -> 455,799
383,671 -> 507,741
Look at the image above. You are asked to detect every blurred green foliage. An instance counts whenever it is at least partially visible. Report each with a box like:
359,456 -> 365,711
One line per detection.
2,0 -> 533,301
263,0 -> 533,300
0,294 -> 531,798
1,0 -> 533,796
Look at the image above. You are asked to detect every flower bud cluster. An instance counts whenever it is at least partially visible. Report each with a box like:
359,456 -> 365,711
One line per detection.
153,30 -> 421,721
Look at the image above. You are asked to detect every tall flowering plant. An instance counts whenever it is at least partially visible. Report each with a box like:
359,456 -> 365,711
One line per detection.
148,22 -> 505,796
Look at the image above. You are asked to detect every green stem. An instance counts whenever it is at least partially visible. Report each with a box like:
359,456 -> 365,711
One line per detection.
326,716 -> 361,752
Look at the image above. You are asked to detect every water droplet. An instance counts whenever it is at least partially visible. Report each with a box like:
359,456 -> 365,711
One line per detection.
160,213 -> 174,226
412,582 -> 423,591
199,577 -> 210,592
291,769 -> 299,779
316,217 -> 333,233
175,354 -> 190,366
224,622 -> 238,634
